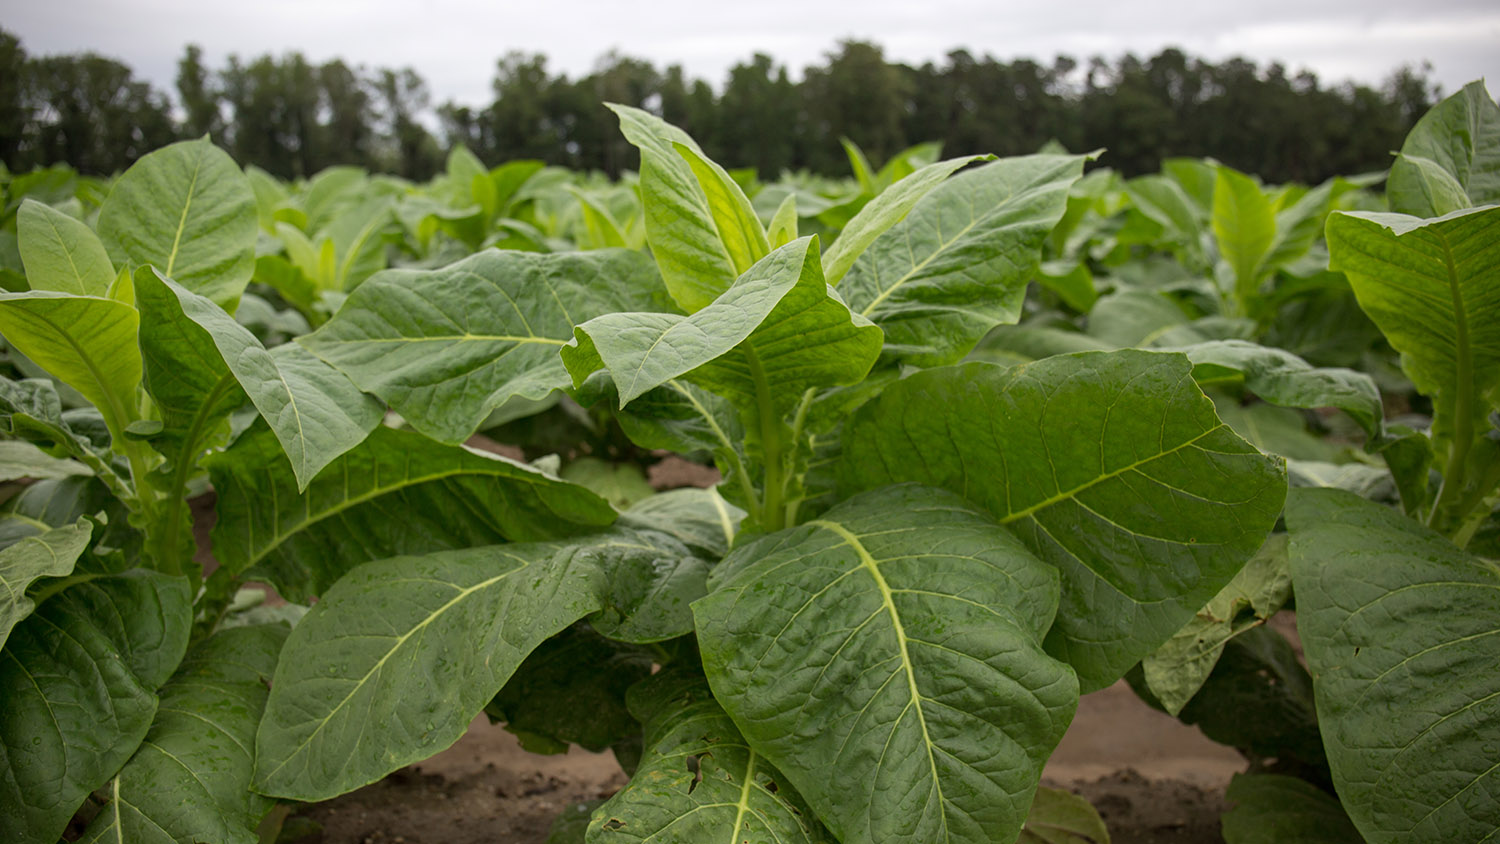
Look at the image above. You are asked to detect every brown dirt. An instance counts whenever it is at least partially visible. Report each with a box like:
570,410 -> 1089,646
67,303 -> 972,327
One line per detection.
282,681 -> 1242,843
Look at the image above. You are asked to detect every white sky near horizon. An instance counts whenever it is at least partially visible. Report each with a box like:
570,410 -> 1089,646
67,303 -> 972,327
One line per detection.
3,0 -> 1496,111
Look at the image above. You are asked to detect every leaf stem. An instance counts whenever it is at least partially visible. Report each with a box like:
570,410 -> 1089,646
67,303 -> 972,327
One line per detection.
1427,241 -> 1474,533
743,345 -> 787,532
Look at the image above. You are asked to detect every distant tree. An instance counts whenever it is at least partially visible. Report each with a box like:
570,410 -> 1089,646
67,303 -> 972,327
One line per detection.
176,44 -> 222,140
659,64 -> 716,151
319,59 -> 374,170
375,67 -> 440,179
801,41 -> 911,171
0,29 -> 27,166
484,52 -> 557,163
25,53 -> 176,174
717,53 -> 797,176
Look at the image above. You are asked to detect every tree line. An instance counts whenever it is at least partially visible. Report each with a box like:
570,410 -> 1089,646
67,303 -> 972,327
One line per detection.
0,29 -> 1439,185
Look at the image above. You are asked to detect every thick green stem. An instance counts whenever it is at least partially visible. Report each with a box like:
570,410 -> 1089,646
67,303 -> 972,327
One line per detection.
1427,244 -> 1475,533
743,346 -> 788,533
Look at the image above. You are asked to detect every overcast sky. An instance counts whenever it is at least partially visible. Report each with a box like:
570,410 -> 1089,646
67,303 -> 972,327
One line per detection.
5,0 -> 1496,109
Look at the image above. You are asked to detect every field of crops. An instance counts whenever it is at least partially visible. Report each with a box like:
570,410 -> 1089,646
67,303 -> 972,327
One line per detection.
0,79 -> 1495,844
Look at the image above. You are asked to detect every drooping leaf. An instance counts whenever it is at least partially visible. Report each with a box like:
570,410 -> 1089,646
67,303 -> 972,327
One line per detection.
822,153 -> 992,286
16,198 -> 114,295
587,669 -> 834,844
1178,340 -> 1384,440
585,527 -> 709,644
609,104 -> 737,312
695,485 -> 1078,844
1287,487 -> 1500,843
206,422 -> 616,600
1220,774 -> 1364,844
253,542 -> 611,800
300,247 -> 667,443
0,570 -> 191,843
0,291 -> 142,435
96,137 -> 257,311
1141,535 -> 1292,715
840,350 -> 1287,691
1326,206 -> 1500,452
0,518 -> 91,651
839,154 -> 1088,366
137,268 -> 381,490
0,376 -> 127,497
1387,80 -> 1500,217
79,624 -> 289,844
0,439 -> 90,481
1018,787 -> 1111,844
564,237 -> 882,414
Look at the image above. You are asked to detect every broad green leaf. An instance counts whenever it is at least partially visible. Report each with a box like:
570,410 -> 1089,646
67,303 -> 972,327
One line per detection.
840,154 -> 1088,365
587,669 -> 833,844
1213,166 -> 1275,303
207,422 -> 616,600
609,104 -> 736,312
253,542 -> 610,800
840,351 -> 1287,691
561,457 -> 655,510
586,528 -> 709,644
1213,398 -> 1344,464
0,518 -> 90,651
300,248 -> 667,444
674,142 -> 770,275
1036,260 -> 1097,313
1265,179 -> 1339,271
695,485 -> 1077,844
1141,535 -> 1291,715
822,153 -> 991,286
17,199 -> 114,295
96,137 -> 257,311
0,570 -> 191,843
1178,340 -> 1384,440
488,624 -> 652,754
619,487 -> 743,560
1388,80 -> 1500,217
1019,787 -> 1110,844
0,439 -> 90,481
79,624 -> 289,844
1220,774 -> 1364,844
1287,487 -> 1500,843
564,237 -> 882,414
1125,174 -> 1206,265
323,196 -> 395,290
0,291 -> 142,435
137,269 -> 381,489
572,187 -> 632,249
1326,207 -> 1500,452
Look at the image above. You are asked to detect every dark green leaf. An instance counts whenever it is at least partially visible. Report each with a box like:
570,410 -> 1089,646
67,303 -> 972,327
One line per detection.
1221,774 -> 1363,844
0,518 -> 91,651
1180,340 -> 1384,441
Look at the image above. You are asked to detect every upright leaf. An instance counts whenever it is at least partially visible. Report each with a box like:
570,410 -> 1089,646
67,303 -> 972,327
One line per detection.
253,543 -> 609,800
674,142 -> 770,275
0,571 -> 191,843
1287,488 -> 1500,843
564,237 -> 881,414
1387,80 -> 1500,217
0,291 -> 142,435
300,248 -> 667,444
840,351 -> 1287,691
695,485 -> 1078,844
0,518 -> 91,650
610,104 -> 736,312
207,422 -> 616,600
588,670 -> 833,844
80,624 -> 289,844
839,154 -> 1088,366
138,269 -> 381,489
16,199 -> 114,295
1213,167 -> 1275,305
97,137 -> 257,311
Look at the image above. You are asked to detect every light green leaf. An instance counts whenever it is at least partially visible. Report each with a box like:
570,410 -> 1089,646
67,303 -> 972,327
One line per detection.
695,485 -> 1077,844
1019,787 -> 1111,844
767,192 -> 799,248
0,291 -> 142,436
80,624 -> 289,844
17,199 -> 115,295
300,248 -> 667,444
1125,174 -> 1206,265
674,142 -> 770,275
564,237 -> 882,414
0,570 -> 191,843
609,104 -> 736,312
587,670 -> 834,844
1388,80 -> 1500,217
840,154 -> 1089,365
822,153 -> 991,286
96,137 -> 257,311
137,269 -> 381,489
1326,207 -> 1500,451
1142,535 -> 1292,715
561,457 -> 655,510
0,439 -> 90,482
1178,339 -> 1384,441
206,422 -> 616,600
1213,166 -> 1276,303
839,350 -> 1287,691
0,518 -> 91,651
253,542 -> 610,800
1287,487 -> 1500,843
1220,773 -> 1363,844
